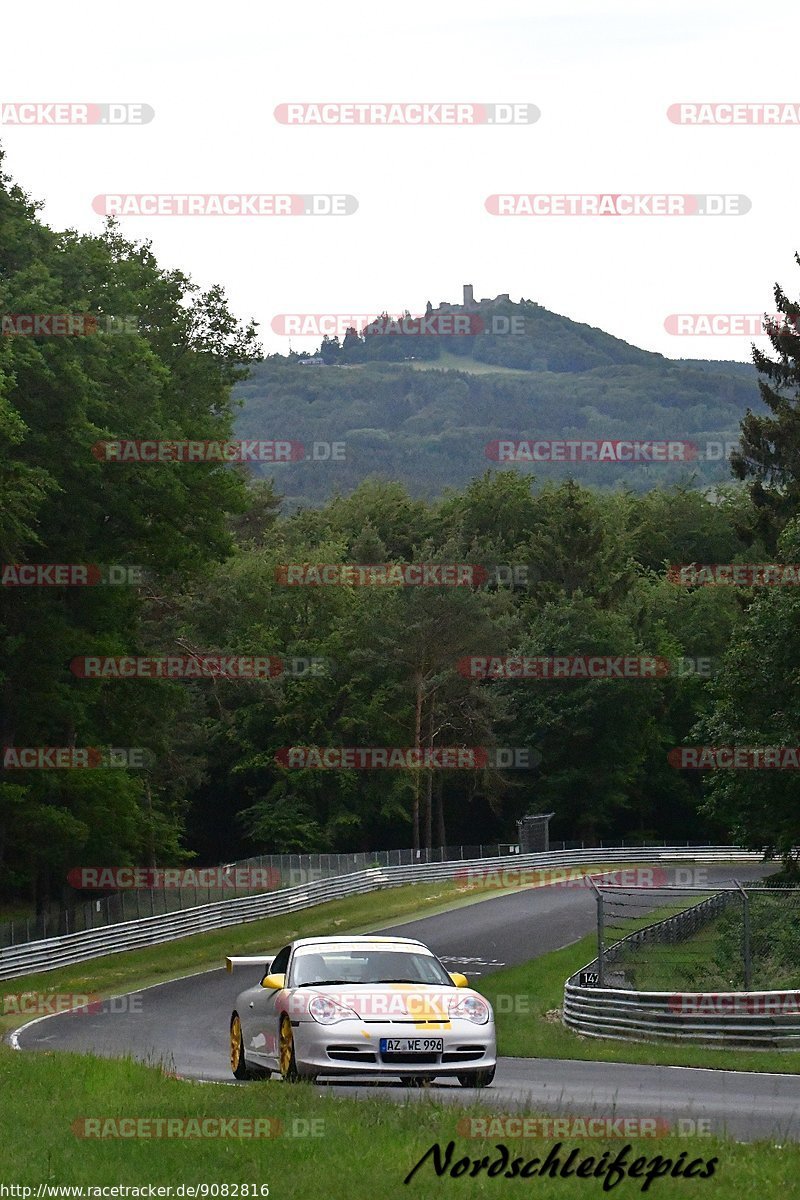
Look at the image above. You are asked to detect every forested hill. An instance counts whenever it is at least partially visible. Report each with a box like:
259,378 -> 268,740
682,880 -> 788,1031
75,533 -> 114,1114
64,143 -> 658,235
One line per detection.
233,298 -> 761,506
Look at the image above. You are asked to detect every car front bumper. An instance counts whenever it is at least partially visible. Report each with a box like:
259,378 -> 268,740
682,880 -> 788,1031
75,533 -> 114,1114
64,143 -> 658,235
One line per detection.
292,1017 -> 497,1077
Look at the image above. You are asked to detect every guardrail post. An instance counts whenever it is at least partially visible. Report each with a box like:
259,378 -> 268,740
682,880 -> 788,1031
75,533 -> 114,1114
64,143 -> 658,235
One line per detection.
733,879 -> 752,989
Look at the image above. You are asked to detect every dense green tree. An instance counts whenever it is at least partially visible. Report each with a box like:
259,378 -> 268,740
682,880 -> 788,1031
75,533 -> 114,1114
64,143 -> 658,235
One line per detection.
696,517 -> 800,865
0,150 -> 260,907
732,256 -> 800,549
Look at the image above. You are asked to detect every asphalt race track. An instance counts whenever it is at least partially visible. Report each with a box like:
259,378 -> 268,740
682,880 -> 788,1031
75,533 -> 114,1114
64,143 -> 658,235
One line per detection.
13,863 -> 800,1142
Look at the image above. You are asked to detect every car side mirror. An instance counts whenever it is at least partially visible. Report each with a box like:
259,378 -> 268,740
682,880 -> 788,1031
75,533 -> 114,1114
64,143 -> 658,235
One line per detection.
261,972 -> 286,990
449,972 -> 469,988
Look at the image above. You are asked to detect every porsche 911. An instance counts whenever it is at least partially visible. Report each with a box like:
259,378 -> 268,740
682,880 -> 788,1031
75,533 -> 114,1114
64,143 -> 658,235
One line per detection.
227,934 -> 496,1086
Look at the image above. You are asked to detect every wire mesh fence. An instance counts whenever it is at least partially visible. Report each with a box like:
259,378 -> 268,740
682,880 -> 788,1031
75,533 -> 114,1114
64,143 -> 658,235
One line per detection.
596,882 -> 800,992
0,838 -> 716,949
0,842 -> 517,948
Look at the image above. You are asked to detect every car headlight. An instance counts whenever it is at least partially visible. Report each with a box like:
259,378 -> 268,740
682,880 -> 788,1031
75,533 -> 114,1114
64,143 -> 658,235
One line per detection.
449,994 -> 490,1024
307,996 -> 358,1025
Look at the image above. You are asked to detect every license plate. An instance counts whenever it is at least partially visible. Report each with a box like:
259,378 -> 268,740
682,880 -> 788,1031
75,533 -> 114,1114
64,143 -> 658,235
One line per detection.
380,1038 -> 443,1053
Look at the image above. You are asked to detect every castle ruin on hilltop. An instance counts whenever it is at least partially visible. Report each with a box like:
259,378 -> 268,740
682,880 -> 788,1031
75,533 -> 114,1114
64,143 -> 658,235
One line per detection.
429,285 -> 522,314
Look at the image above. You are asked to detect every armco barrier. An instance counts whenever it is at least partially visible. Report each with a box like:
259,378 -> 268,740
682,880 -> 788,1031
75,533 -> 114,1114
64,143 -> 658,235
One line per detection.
0,846 -> 758,981
563,886 -> 800,1047
563,979 -> 800,1048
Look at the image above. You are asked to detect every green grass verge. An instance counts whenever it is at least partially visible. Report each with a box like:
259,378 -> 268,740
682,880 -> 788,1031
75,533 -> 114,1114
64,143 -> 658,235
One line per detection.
2,1044 -> 799,1196
479,934 -> 800,1074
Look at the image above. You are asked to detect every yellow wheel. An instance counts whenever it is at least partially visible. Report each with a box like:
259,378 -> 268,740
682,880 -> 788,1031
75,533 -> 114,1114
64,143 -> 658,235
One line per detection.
230,1013 -> 249,1080
279,1016 -> 300,1082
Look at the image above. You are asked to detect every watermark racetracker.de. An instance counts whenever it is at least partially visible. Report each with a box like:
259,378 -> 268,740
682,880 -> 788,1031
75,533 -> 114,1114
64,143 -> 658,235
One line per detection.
2,747 -> 154,769
458,656 -> 715,679
455,1115 -> 713,1138
0,103 -> 154,125
91,440 -> 346,463
486,439 -> 741,465
664,313 -> 799,336
68,655 -> 333,679
1,313 -> 139,335
91,195 -> 358,217
274,746 -> 540,769
274,102 -> 540,125
485,193 -> 750,216
66,866 -> 282,891
2,563 -> 146,586
274,562 -> 533,587
72,1117 -> 323,1139
454,866 -> 711,891
272,312 -> 525,337
668,746 -> 800,769
485,440 -> 697,463
667,102 -> 800,125
668,563 -> 800,586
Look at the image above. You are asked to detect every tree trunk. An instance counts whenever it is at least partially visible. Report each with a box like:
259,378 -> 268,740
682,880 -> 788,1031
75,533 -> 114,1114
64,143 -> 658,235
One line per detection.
423,708 -> 434,849
424,768 -> 433,850
436,775 -> 446,848
145,779 -> 157,869
412,674 -> 423,853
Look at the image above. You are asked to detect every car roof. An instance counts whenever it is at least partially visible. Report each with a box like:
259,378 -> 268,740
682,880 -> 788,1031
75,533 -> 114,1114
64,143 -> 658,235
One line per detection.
290,935 -> 427,950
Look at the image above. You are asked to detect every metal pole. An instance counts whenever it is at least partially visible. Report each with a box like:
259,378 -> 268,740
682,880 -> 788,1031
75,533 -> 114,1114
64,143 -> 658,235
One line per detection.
588,876 -> 605,986
733,879 -> 752,989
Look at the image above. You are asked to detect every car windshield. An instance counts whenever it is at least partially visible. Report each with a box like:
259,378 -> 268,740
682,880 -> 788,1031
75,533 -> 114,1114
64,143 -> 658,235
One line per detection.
289,946 -> 453,988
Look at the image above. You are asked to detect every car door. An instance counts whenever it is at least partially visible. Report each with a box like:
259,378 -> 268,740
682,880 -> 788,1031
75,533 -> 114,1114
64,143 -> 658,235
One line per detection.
242,944 -> 291,1069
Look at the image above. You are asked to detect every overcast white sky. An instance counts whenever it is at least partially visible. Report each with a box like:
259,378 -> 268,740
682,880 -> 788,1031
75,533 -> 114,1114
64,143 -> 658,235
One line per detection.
2,0 -> 799,359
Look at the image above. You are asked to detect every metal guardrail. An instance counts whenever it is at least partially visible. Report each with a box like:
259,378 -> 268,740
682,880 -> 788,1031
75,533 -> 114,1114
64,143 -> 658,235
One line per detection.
0,838 -> 723,948
563,885 -> 800,1048
0,845 -> 758,981
563,980 -> 800,1048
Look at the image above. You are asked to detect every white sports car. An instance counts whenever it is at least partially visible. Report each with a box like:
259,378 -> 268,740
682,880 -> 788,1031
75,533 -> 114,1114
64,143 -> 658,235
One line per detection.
227,934 -> 496,1086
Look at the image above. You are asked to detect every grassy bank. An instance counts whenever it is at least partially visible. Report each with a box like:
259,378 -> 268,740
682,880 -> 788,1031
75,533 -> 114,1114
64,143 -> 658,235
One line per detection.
1,1044 -> 797,1197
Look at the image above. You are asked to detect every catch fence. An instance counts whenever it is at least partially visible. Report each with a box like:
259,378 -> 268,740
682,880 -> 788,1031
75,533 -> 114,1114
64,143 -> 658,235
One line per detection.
0,838 -> 723,950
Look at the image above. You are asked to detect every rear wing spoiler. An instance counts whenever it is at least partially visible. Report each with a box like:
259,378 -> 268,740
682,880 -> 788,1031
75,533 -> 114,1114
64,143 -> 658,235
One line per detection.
226,954 -> 276,974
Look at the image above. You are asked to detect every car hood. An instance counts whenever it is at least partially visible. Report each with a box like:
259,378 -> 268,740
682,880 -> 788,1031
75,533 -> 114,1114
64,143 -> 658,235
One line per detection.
296,982 -> 487,1020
